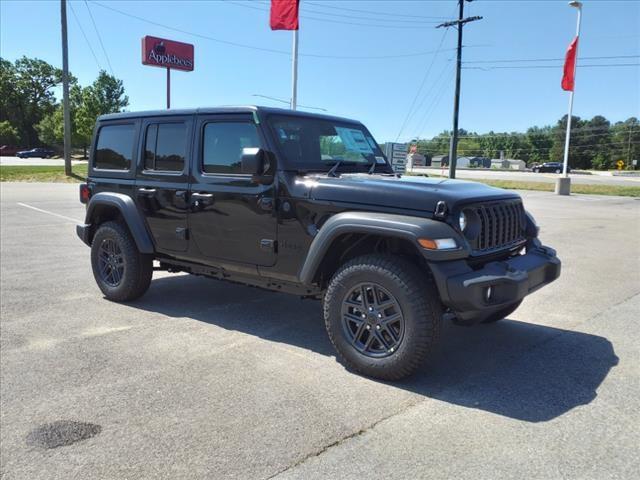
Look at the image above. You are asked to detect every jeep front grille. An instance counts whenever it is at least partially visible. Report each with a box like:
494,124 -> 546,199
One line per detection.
470,201 -> 526,253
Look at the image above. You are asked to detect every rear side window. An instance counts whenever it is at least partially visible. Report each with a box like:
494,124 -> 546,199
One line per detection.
144,123 -> 186,172
202,122 -> 260,174
95,124 -> 135,170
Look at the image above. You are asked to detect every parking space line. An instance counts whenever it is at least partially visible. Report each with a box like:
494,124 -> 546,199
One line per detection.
16,202 -> 82,223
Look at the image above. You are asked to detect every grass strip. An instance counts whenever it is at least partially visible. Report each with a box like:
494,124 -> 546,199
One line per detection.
464,179 -> 640,197
0,165 -> 88,183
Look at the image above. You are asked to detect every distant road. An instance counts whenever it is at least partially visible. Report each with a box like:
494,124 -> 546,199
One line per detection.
0,156 -> 87,166
410,167 -> 640,187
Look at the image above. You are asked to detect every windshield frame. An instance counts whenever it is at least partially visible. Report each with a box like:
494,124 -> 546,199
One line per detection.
264,114 -> 393,174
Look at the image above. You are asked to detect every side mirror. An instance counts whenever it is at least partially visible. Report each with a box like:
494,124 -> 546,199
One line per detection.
241,147 -> 274,179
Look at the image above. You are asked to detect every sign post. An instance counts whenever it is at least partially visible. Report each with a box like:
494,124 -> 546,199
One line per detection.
141,36 -> 194,109
166,68 -> 170,109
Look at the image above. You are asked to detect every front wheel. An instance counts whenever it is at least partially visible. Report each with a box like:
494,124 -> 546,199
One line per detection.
555,168 -> 561,174
91,221 -> 153,302
324,255 -> 442,380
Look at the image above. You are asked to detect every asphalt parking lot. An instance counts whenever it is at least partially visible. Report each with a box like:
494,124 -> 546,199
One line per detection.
1,182 -> 639,479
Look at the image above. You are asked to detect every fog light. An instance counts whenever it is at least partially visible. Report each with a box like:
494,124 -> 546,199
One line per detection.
485,286 -> 493,302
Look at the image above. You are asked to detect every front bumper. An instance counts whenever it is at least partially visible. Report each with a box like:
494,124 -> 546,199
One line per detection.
429,242 -> 561,323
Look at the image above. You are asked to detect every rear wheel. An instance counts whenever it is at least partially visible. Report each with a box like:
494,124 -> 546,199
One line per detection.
91,221 -> 153,302
481,300 -> 522,324
555,168 -> 561,174
324,255 -> 442,380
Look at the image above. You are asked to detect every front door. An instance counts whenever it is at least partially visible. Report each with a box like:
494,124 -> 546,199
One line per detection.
188,114 -> 277,266
135,116 -> 193,253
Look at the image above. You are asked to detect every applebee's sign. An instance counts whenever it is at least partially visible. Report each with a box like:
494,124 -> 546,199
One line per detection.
141,36 -> 194,71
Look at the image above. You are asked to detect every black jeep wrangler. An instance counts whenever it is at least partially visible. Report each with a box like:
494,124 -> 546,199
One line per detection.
77,107 -> 560,380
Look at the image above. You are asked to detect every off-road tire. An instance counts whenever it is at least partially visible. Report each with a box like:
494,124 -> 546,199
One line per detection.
324,254 -> 443,380
481,300 -> 522,324
91,221 -> 153,302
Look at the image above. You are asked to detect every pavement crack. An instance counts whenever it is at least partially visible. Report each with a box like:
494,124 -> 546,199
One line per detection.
265,398 -> 425,479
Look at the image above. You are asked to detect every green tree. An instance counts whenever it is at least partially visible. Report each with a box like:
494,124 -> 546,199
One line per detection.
75,71 -> 129,157
0,56 -> 65,146
610,117 -> 639,169
0,120 -> 20,144
525,126 -> 553,164
36,70 -> 129,157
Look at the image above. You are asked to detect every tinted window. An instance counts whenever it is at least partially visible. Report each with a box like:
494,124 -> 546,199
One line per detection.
95,124 -> 135,170
144,123 -> 186,172
202,122 -> 259,174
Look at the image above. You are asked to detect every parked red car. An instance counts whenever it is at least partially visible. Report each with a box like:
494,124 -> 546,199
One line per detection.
0,145 -> 20,156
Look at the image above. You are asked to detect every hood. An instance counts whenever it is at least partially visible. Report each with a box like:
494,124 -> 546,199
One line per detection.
306,173 -> 520,213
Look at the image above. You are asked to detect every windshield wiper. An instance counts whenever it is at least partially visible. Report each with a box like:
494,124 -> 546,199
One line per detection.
368,160 -> 377,174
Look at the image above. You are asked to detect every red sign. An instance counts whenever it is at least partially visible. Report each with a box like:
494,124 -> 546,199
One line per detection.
141,36 -> 194,71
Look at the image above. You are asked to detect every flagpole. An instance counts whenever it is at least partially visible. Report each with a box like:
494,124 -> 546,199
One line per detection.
291,29 -> 298,110
557,1 -> 582,195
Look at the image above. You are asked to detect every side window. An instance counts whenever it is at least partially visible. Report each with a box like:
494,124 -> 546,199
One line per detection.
202,122 -> 259,174
95,124 -> 135,170
143,122 -> 186,172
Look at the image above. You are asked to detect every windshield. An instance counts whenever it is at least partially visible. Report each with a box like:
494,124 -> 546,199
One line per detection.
268,115 -> 389,172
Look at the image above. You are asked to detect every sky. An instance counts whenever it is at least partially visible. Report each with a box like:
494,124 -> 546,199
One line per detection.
1,0 -> 639,143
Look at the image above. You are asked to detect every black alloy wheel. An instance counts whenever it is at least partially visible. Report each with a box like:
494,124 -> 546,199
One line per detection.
97,238 -> 125,287
324,254 -> 443,380
341,282 -> 405,358
90,221 -> 153,302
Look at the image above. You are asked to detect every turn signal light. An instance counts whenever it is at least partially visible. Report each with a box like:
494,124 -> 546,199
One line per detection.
418,238 -> 457,250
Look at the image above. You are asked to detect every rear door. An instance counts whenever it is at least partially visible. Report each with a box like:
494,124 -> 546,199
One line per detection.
135,116 -> 193,253
187,113 -> 277,266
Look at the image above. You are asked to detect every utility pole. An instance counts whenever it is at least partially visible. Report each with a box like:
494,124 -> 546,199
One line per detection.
61,0 -> 72,176
437,1 -> 482,179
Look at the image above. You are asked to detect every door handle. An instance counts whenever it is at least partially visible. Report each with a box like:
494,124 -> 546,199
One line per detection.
191,192 -> 214,205
137,187 -> 156,195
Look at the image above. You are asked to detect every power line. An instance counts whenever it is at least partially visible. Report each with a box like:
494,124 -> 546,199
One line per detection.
68,2 -> 102,70
413,65 -> 457,139
251,94 -> 327,112
235,0 -> 446,24
304,0 -> 451,20
464,54 -> 640,64
91,1 -> 475,60
464,63 -> 640,70
225,1 -> 442,28
395,28 -> 450,141
84,0 -> 114,75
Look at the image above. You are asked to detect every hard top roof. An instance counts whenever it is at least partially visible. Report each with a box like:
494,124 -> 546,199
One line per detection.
98,106 -> 362,125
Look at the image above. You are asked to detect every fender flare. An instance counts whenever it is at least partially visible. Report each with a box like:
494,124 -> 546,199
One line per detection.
83,192 -> 154,254
298,211 -> 468,285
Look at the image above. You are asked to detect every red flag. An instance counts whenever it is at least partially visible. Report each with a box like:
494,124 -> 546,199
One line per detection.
561,37 -> 579,91
270,0 -> 299,30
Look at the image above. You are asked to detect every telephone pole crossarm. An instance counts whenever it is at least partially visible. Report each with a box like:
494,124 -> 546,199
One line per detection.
436,16 -> 483,29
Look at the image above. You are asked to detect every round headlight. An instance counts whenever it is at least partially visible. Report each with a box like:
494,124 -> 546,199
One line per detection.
458,211 -> 467,232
